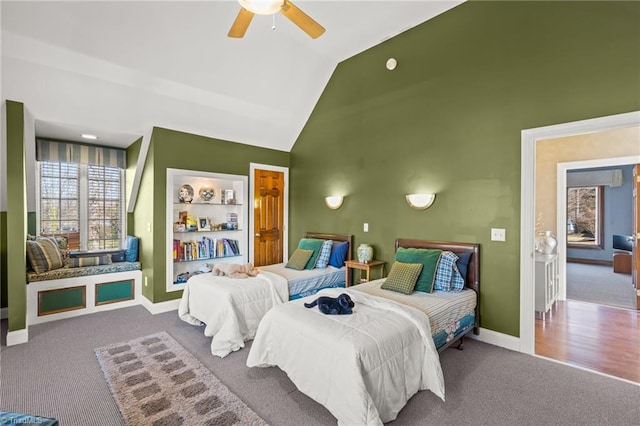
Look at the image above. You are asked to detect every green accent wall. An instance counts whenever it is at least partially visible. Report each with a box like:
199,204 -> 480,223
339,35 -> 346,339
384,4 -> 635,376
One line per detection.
290,1 -> 640,337
5,101 -> 28,331
137,127 -> 289,303
1,212 -> 6,309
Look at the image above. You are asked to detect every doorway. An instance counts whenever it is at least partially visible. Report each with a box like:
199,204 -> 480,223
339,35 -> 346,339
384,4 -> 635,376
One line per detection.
520,111 -> 640,356
249,163 -> 289,267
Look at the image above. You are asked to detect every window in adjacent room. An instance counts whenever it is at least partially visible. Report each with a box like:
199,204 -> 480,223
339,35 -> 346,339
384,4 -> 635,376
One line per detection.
566,185 -> 603,249
36,139 -> 126,252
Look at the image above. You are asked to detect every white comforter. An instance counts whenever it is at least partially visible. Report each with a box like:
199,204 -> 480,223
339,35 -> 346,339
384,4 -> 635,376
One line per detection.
246,287 -> 445,426
178,271 -> 288,357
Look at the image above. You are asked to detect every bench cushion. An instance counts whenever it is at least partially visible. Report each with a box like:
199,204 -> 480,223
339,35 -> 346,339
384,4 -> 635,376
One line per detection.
27,262 -> 141,283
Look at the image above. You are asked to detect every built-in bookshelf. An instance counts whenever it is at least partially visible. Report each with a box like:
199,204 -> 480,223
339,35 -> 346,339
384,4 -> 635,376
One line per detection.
166,168 -> 247,292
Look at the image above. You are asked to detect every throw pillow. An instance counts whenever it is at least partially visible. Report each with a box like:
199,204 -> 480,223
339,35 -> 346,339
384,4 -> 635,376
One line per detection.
26,239 -> 65,274
433,251 -> 459,291
285,248 -> 314,270
67,254 -> 113,268
125,235 -> 139,262
456,252 -> 472,283
328,241 -> 349,268
394,248 -> 442,293
315,240 -> 333,269
297,238 -> 326,269
381,261 -> 423,295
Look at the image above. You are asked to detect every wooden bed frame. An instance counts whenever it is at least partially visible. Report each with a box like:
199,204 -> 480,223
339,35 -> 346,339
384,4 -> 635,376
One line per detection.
305,232 -> 354,262
395,238 -> 480,351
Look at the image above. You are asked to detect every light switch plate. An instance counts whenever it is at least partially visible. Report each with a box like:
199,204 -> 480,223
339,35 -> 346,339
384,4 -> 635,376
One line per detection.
491,228 -> 506,242
363,223 -> 369,232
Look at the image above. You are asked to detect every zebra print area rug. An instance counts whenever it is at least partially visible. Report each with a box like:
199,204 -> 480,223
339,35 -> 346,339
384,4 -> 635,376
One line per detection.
95,332 -> 267,426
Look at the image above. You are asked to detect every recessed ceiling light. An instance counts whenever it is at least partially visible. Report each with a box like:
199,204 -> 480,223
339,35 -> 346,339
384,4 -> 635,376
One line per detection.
81,134 -> 98,140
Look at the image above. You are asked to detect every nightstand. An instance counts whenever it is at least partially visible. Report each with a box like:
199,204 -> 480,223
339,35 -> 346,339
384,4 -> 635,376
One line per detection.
344,259 -> 386,287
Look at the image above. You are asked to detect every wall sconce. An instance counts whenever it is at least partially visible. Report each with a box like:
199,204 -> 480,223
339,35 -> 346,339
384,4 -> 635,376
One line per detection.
325,196 -> 344,210
405,193 -> 435,210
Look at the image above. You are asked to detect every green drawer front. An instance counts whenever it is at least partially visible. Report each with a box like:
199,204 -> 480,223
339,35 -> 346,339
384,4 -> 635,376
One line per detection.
38,286 -> 86,316
95,280 -> 134,305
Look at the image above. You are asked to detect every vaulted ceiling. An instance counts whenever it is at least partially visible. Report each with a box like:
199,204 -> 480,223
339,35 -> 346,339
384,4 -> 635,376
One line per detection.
1,1 -> 464,151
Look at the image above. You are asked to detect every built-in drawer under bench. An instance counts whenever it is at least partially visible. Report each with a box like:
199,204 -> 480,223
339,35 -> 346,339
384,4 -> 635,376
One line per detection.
27,263 -> 142,325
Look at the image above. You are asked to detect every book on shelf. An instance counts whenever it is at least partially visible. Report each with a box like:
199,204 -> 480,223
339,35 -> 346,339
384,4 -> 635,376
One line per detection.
174,236 -> 240,261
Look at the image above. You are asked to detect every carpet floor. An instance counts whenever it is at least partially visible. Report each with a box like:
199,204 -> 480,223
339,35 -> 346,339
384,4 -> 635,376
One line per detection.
1,305 -> 639,425
566,263 -> 636,309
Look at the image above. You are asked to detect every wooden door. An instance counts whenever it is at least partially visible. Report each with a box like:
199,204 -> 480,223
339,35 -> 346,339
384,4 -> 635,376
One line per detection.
633,165 -> 639,309
253,169 -> 284,266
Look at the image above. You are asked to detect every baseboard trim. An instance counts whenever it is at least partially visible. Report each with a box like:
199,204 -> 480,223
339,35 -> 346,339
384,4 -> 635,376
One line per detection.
471,327 -> 520,352
567,257 -> 612,267
7,328 -> 29,346
0,307 -> 7,320
140,296 -> 180,315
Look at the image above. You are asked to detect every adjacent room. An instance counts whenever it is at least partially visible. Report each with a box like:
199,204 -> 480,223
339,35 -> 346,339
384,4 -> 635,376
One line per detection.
1,1 -> 639,425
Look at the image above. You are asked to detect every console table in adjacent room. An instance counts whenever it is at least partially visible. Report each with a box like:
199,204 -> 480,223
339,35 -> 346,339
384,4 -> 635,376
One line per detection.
535,253 -> 559,321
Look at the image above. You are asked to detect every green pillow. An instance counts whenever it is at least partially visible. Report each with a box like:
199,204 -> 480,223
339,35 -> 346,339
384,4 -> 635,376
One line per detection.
394,248 -> 442,293
297,238 -> 326,269
381,261 -> 423,295
286,248 -> 314,270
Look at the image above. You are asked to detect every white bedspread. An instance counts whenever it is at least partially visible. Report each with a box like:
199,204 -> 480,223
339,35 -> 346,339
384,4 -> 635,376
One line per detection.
246,287 -> 445,426
178,271 -> 288,357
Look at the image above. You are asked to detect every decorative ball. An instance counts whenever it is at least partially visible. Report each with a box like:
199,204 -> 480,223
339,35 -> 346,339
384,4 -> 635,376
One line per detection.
199,186 -> 216,202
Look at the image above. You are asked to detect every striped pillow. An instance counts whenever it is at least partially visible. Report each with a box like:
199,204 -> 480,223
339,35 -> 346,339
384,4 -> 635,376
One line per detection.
26,239 -> 64,274
67,254 -> 113,268
381,261 -> 423,295
314,240 -> 333,269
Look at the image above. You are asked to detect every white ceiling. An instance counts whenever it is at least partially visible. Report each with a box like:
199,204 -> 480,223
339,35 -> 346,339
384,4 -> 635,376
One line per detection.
1,1 -> 464,151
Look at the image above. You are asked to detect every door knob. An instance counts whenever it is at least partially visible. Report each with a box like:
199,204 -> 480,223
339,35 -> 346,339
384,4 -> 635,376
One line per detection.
255,233 -> 261,237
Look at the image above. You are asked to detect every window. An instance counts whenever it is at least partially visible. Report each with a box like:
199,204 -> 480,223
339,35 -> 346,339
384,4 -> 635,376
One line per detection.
36,139 -> 126,252
566,186 -> 604,249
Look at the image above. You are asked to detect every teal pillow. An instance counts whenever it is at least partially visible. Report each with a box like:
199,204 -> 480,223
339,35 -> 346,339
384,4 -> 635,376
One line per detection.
395,248 -> 442,293
298,238 -> 326,269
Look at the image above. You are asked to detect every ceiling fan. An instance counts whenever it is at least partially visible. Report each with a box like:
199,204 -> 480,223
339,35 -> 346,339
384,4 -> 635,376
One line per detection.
228,0 -> 325,39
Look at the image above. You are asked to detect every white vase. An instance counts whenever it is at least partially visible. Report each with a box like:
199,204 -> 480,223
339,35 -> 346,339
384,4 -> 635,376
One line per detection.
538,231 -> 557,254
357,244 -> 373,263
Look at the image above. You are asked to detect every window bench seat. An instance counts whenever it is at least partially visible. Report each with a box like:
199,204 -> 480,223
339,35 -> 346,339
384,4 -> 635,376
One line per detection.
26,262 -> 142,325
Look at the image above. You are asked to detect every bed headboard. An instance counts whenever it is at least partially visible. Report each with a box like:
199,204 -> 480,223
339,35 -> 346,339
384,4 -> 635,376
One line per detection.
305,232 -> 354,261
394,238 -> 480,295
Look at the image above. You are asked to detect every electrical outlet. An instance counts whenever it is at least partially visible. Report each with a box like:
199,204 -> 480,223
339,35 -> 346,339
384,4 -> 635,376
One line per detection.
363,223 -> 369,232
491,228 -> 506,242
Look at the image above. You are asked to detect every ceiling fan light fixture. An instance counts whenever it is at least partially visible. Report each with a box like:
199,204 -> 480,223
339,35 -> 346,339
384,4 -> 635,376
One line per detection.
239,0 -> 284,15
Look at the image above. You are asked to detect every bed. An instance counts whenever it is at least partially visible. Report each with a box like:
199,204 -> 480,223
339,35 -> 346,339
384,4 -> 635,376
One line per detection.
178,232 -> 353,357
246,239 -> 480,426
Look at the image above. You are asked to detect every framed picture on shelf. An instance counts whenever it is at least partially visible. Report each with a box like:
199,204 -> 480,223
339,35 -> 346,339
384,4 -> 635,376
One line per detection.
197,217 -> 211,231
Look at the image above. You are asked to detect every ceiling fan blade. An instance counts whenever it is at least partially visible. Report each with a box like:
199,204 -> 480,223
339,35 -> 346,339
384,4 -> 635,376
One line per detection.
228,7 -> 255,38
280,0 -> 325,39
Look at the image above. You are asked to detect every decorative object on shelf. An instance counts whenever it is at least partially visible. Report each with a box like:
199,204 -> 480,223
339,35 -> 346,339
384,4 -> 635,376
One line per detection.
178,184 -> 194,203
357,243 -> 374,264
224,189 -> 236,205
198,186 -> 216,202
405,193 -> 435,210
174,223 -> 186,232
186,215 -> 198,232
197,217 -> 211,231
325,196 -> 344,210
536,231 -> 558,254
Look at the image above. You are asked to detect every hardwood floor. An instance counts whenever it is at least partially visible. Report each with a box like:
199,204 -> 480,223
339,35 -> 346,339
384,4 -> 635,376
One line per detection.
535,299 -> 640,383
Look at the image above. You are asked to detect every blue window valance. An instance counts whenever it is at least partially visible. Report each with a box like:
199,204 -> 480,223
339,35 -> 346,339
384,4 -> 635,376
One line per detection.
36,139 -> 126,169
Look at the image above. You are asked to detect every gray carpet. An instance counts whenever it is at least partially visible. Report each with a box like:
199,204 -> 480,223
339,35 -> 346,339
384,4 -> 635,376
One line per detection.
1,305 -> 639,425
566,263 -> 636,310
